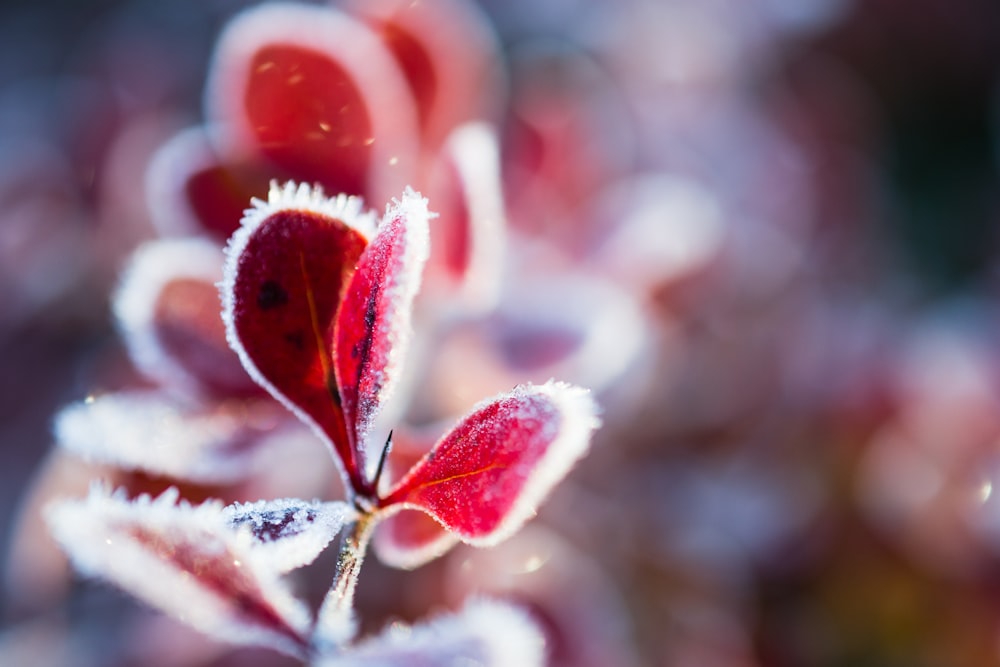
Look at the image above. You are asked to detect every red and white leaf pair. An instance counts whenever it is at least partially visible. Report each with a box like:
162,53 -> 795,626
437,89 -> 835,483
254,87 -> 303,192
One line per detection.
222,181 -> 427,494
223,182 -> 600,566
46,486 -> 351,658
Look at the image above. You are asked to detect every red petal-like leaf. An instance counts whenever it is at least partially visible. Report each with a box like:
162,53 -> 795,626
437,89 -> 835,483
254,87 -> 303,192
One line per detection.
423,123 -> 506,313
146,127 -> 277,242
380,381 -> 599,545
334,189 -> 431,489
373,508 -> 458,570
222,181 -> 374,491
206,4 -> 418,203
348,0 -> 504,148
115,239 -> 257,398
46,486 -> 312,657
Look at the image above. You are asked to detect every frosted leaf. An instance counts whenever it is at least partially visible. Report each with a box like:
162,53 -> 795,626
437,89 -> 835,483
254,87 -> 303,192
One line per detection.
430,123 -> 507,314
334,188 -> 431,482
45,485 -> 312,657
223,498 -> 354,572
145,127 -> 223,238
372,508 -> 460,570
114,238 -> 250,397
381,381 -> 600,547
145,126 -> 274,242
205,3 -> 419,202
346,0 -> 504,149
54,391 -> 267,483
221,179 -> 373,492
317,598 -> 546,667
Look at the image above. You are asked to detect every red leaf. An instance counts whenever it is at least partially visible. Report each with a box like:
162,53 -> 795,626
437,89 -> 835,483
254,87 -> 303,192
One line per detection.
334,189 -> 431,490
223,182 -> 374,491
46,487 -> 312,657
374,508 -> 458,570
348,0 -> 504,148
147,127 -> 276,242
115,239 -> 256,398
380,381 -> 599,545
206,4 -> 418,203
423,123 -> 506,312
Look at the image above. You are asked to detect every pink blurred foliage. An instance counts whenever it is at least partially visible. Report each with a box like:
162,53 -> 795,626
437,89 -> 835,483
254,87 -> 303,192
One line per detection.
4,0 -> 1000,665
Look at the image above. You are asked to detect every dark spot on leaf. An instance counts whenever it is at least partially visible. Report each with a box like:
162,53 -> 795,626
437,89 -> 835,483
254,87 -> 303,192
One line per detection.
284,331 -> 305,349
231,508 -> 318,542
257,280 -> 288,310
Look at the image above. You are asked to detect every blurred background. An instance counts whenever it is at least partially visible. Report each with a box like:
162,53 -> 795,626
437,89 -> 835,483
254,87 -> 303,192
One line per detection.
2,0 -> 1000,665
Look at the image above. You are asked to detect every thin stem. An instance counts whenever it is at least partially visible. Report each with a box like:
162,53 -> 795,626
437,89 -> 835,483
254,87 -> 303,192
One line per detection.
311,511 -> 377,653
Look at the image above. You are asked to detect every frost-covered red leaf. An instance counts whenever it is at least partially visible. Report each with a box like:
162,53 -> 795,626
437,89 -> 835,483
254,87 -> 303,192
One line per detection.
347,0 -> 503,148
380,381 -> 599,545
45,486 -> 312,657
334,189 -> 430,482
224,498 -> 354,573
373,509 -> 458,570
146,127 -> 275,242
373,427 -> 459,569
115,239 -> 256,398
206,3 -> 418,202
424,123 -> 506,312
223,181 -> 374,489
316,598 -> 546,667
54,391 -> 272,484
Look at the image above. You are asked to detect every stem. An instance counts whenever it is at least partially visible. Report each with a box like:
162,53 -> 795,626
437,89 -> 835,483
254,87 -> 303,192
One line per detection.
312,510 -> 377,652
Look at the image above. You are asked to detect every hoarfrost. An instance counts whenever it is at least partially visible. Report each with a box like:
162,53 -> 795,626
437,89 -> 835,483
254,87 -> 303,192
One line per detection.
54,391 -> 257,483
224,498 -> 354,572
113,238 -> 226,396
381,380 -> 600,548
45,485 -> 312,658
336,187 -> 432,481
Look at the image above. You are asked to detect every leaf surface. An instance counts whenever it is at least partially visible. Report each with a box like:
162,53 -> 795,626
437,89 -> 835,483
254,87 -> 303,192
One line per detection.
55,391 -> 274,484
206,3 -> 418,202
380,381 -> 599,545
115,239 -> 256,398
223,182 -> 374,489
334,189 -> 430,488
